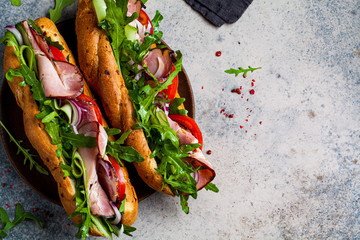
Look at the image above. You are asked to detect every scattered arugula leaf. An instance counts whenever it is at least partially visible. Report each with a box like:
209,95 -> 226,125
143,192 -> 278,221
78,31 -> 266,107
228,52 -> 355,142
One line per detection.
0,203 -> 42,237
123,225 -> 137,237
225,66 -> 262,78
49,0 -> 75,23
9,0 -> 21,6
0,121 -> 49,175
204,182 -> 219,192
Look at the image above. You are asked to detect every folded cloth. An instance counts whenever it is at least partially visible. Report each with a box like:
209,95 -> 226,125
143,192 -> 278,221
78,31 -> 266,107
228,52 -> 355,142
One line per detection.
184,0 -> 253,27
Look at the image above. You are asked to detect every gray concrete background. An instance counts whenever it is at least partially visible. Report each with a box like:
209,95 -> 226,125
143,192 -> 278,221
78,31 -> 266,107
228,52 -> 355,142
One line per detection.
0,0 -> 359,239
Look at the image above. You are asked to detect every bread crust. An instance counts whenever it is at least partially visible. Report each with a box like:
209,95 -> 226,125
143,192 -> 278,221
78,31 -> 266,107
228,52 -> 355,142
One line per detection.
3,17 -> 136,235
76,0 -> 174,197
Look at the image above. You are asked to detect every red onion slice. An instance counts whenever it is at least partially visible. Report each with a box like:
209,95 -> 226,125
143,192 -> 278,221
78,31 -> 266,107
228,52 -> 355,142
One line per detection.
109,202 -> 122,225
97,125 -> 108,158
191,170 -> 199,184
67,100 -> 81,131
97,156 -> 119,203
78,121 -> 99,137
68,98 -> 98,130
5,25 -> 23,45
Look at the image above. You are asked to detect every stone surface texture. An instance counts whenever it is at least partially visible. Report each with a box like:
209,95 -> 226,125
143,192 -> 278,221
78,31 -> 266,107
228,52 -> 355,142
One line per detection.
0,0 -> 359,239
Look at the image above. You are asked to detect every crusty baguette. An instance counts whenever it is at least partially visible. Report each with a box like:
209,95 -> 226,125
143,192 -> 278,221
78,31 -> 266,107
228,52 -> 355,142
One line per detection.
3,17 -> 137,234
76,0 -> 174,196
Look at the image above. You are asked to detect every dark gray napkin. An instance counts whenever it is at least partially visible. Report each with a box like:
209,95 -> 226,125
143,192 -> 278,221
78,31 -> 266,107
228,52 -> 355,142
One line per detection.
184,0 -> 253,27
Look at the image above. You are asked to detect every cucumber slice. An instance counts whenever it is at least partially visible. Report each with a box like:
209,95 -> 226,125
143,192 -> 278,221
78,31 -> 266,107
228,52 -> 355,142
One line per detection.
93,0 -> 107,22
125,25 -> 138,41
90,215 -> 111,237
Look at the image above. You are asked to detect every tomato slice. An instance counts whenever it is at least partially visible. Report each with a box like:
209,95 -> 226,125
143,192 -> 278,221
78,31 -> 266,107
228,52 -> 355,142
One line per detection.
76,94 -> 103,125
161,64 -> 178,102
168,114 -> 203,150
138,9 -> 153,34
108,155 -> 126,207
49,45 -> 67,62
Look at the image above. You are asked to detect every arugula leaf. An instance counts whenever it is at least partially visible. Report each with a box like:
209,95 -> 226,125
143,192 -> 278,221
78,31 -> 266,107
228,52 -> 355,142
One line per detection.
0,121 -> 49,175
27,18 -> 42,35
104,127 -> 121,137
116,129 -> 131,144
99,0 -> 138,67
169,98 -> 188,115
225,66 -> 262,78
60,132 -> 97,148
204,182 -> 219,192
179,194 -> 190,214
123,224 -> 137,237
9,0 -> 21,6
106,141 -> 144,164
44,36 -> 64,50
0,204 -> 42,237
49,0 -> 75,23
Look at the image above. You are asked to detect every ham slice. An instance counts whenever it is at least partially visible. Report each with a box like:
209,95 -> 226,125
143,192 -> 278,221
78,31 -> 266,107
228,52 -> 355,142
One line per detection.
127,0 -> 141,17
53,61 -> 83,98
166,115 -> 215,191
40,60 -> 83,98
143,49 -> 173,83
78,122 -> 116,218
78,146 -> 115,217
22,20 -> 83,98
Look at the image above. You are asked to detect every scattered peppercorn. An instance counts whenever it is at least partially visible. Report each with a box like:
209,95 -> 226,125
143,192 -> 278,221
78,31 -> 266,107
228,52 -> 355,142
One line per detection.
206,150 -> 212,155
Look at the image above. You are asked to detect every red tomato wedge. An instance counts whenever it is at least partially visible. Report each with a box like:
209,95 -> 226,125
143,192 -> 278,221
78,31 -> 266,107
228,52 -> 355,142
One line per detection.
49,45 -> 67,62
108,155 -> 126,207
76,94 -> 103,125
161,64 -> 178,102
168,114 -> 203,150
138,9 -> 153,34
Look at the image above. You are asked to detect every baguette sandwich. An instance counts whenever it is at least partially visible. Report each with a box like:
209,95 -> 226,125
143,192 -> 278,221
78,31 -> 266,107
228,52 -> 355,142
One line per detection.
2,17 -> 140,238
76,0 -> 218,213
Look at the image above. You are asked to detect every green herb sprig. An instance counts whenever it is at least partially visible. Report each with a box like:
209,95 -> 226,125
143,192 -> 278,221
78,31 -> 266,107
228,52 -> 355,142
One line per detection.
0,121 -> 49,175
225,66 -> 262,78
0,203 -> 42,238
9,0 -> 21,6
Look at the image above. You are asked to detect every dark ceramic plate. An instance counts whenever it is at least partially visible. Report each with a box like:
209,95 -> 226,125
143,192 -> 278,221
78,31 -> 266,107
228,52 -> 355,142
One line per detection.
0,19 -> 194,205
